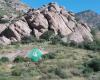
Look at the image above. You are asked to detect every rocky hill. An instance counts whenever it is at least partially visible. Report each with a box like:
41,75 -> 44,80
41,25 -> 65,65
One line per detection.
0,2 -> 93,45
75,10 -> 100,28
0,0 -> 29,17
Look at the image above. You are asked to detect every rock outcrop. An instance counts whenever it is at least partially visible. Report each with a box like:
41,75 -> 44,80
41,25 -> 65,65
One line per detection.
75,10 -> 100,28
0,18 -> 31,44
0,2 -> 93,45
0,24 -> 7,33
0,36 -> 11,45
25,2 -> 93,43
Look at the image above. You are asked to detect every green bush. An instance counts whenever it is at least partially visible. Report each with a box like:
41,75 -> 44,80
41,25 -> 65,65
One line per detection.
0,10 -> 6,17
91,28 -> 96,36
88,72 -> 100,80
21,36 -> 37,44
13,56 -> 25,63
0,57 -> 9,62
50,35 -> 61,44
83,42 -> 100,51
83,58 -> 100,75
82,66 -> 93,76
61,42 -> 68,46
55,68 -> 68,79
69,41 -> 78,47
12,69 -> 22,76
40,31 -> 55,41
0,19 -> 9,23
42,52 -> 56,59
11,63 -> 40,77
86,59 -> 100,72
36,39 -> 46,43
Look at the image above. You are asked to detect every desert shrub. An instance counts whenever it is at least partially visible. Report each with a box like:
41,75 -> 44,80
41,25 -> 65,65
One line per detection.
12,69 -> 22,76
28,68 -> 40,76
39,75 -> 48,80
83,42 -> 100,51
0,9 -> 6,17
11,41 -> 21,45
40,30 -> 55,41
82,66 -> 93,76
57,62 -> 67,69
71,69 -> 82,76
50,35 -> 61,44
69,41 -> 78,47
61,42 -> 68,46
75,17 -> 80,22
36,39 -> 46,43
0,19 -> 9,23
82,58 -> 100,76
42,52 -> 56,59
0,45 -> 4,49
83,42 -> 96,50
91,28 -> 96,36
24,57 -> 31,62
0,10 -> 9,24
0,57 -> 9,62
46,73 -> 59,79
95,38 -> 100,46
88,72 -> 100,80
85,59 -> 100,72
12,63 -> 40,77
55,68 -> 68,79
13,56 -> 27,63
21,36 -> 37,44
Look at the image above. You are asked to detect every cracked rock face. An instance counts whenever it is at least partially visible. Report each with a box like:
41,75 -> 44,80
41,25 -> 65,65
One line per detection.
0,18 -> 31,44
0,3 -> 93,45
25,3 -> 93,43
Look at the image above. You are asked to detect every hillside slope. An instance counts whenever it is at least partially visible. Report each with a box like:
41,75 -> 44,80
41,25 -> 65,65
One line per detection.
0,0 -> 29,17
0,41 -> 100,80
76,10 -> 100,28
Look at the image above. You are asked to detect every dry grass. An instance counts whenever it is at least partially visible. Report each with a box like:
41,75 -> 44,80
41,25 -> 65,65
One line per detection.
0,42 -> 100,80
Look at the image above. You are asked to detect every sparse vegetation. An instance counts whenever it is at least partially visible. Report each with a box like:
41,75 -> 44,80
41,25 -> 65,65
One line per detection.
12,69 -> 22,76
0,41 -> 100,80
0,19 -> 9,23
40,30 -> 55,41
50,35 -> 61,44
84,59 -> 100,72
21,36 -> 37,44
54,67 -> 68,79
43,52 -> 56,59
13,56 -> 26,63
0,57 -> 9,62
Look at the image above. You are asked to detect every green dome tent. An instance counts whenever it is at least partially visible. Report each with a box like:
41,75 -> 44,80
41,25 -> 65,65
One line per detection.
27,48 -> 43,62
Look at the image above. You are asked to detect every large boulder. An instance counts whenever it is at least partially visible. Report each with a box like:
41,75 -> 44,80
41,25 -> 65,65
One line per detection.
25,10 -> 48,38
0,18 -> 31,42
0,36 -> 11,45
0,24 -> 8,34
